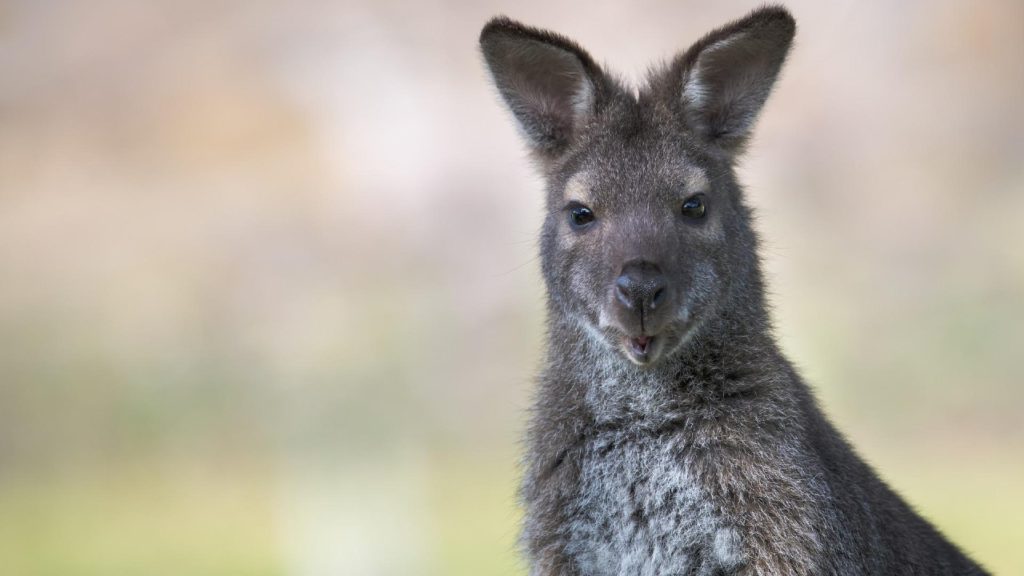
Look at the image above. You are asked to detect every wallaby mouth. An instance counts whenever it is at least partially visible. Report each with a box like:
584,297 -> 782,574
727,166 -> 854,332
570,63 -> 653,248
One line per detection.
624,334 -> 656,365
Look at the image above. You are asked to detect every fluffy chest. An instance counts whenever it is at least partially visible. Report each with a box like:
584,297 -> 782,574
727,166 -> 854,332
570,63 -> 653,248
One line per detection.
566,429 -> 744,576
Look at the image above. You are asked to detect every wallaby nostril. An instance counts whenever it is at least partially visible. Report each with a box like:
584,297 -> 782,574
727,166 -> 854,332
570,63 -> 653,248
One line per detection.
651,287 -> 665,308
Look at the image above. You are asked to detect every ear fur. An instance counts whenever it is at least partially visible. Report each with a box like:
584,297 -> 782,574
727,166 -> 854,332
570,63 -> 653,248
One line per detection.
480,17 -> 607,156
668,6 -> 796,154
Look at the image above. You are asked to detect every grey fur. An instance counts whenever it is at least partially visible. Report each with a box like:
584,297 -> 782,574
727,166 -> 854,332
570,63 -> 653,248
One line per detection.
481,6 -> 989,576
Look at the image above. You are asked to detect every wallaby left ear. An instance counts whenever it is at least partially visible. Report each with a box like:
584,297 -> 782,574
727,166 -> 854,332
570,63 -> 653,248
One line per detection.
480,17 -> 607,159
672,6 -> 796,154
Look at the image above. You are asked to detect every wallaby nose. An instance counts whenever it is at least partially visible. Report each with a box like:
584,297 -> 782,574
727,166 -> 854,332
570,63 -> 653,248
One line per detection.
614,260 -> 667,315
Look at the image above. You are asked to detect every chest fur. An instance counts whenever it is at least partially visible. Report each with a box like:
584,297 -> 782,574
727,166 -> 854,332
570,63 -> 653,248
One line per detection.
565,429 -> 744,576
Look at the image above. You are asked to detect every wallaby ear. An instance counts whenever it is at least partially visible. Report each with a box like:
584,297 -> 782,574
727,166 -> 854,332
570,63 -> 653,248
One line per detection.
480,17 -> 605,156
672,6 -> 796,154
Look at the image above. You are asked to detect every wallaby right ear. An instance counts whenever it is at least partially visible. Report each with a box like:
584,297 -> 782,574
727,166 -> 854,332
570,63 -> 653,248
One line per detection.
666,6 -> 796,155
480,17 -> 605,157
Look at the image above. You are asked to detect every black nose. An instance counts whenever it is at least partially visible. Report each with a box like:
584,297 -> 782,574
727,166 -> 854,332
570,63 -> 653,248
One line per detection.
615,260 -> 667,314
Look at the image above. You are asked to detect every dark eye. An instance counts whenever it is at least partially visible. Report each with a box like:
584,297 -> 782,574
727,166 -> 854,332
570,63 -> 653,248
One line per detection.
681,194 -> 707,219
568,204 -> 596,228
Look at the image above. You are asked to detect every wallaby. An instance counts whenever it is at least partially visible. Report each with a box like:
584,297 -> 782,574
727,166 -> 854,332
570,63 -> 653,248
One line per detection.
480,6 -> 988,575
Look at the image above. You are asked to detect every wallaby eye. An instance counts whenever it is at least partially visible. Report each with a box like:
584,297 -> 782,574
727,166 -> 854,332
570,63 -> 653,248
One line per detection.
567,203 -> 596,228
681,194 -> 707,219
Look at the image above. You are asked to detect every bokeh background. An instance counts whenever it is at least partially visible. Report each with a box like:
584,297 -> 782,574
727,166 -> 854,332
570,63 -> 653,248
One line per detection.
1,0 -> 1022,574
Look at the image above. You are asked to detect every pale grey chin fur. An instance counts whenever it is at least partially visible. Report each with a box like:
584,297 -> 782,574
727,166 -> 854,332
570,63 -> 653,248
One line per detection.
578,289 -> 714,365
588,305 -> 696,366
575,302 -> 711,368
574,313 -> 615,353
662,316 -> 702,360
621,346 -> 652,367
578,311 -> 668,367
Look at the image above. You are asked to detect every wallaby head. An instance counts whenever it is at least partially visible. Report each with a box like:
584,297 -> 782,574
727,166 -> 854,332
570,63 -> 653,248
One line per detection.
481,7 -> 795,367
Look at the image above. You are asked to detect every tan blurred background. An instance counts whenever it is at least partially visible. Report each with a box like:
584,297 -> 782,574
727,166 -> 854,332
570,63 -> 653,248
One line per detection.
0,0 -> 1022,574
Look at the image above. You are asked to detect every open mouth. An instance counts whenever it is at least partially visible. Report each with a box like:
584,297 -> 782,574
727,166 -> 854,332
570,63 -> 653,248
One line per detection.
623,335 -> 656,364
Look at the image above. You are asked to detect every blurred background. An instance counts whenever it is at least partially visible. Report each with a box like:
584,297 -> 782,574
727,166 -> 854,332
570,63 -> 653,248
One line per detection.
1,0 -> 1022,574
